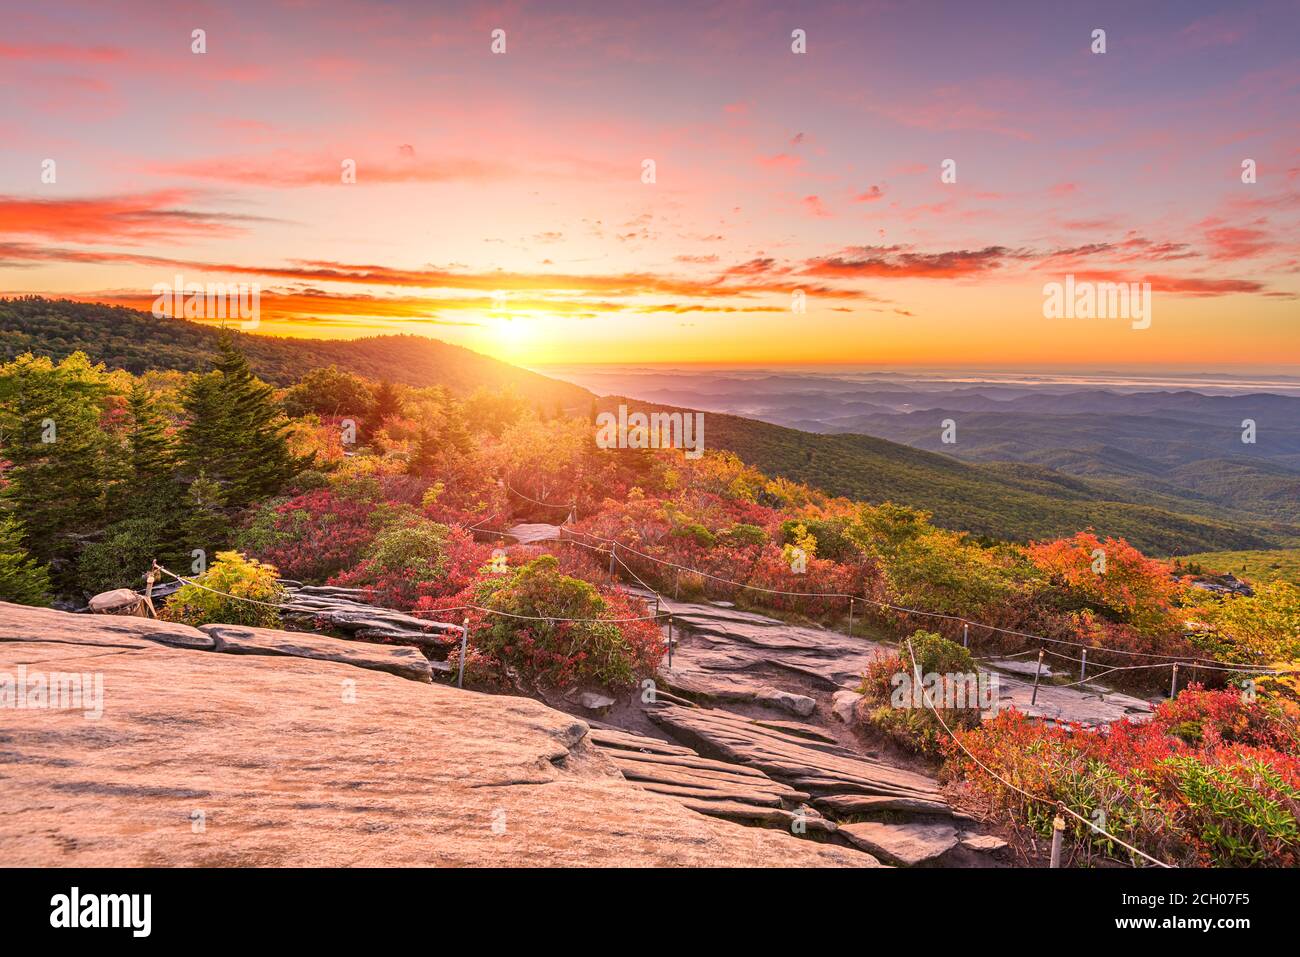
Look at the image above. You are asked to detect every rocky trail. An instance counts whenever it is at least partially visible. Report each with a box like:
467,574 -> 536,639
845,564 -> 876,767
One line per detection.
481,523 -> 1158,864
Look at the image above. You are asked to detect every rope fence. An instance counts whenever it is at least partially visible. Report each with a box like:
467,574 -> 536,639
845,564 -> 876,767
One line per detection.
904,638 -> 1175,870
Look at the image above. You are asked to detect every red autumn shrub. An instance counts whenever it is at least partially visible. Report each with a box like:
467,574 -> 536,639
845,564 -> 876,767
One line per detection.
240,489 -> 377,582
944,692 -> 1300,867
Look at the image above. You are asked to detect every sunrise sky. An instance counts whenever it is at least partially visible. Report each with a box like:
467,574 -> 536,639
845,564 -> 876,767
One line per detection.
1,0 -> 1296,368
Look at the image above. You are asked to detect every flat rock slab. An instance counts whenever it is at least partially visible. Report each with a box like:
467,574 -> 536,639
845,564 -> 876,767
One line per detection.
648,704 -> 948,810
0,601 -> 869,867
200,623 -> 432,683
642,591 -> 888,690
644,589 -> 1156,728
960,834 -> 1009,853
588,721 -> 867,850
839,820 -> 960,867
660,669 -> 817,717
814,794 -> 953,817
989,671 -> 1154,726
504,523 -> 563,545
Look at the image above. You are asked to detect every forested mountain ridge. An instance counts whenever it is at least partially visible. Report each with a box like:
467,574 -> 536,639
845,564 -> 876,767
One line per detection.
0,297 -> 590,411
591,396 -> 1292,554
2,296 -> 1290,554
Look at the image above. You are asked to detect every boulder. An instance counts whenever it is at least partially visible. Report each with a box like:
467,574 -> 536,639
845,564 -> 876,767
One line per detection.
831,689 -> 862,724
88,588 -> 147,616
960,833 -> 1009,853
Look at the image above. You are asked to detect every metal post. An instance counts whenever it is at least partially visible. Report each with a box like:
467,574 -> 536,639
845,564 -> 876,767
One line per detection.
1049,811 -> 1065,868
1080,647 -> 1087,682
1170,662 -> 1179,700
457,617 -> 469,689
1030,647 -> 1045,706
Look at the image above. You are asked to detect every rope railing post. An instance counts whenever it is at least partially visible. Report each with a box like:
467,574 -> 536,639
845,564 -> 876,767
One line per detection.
609,542 -> 616,577
458,616 -> 470,689
848,597 -> 854,637
1080,647 -> 1087,682
1030,646 -> 1046,706
1049,807 -> 1066,869
1170,662 -> 1180,700
666,614 -> 673,669
962,621 -> 968,648
143,562 -> 159,619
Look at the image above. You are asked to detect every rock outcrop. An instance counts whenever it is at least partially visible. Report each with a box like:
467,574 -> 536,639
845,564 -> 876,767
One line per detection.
0,602 -> 869,867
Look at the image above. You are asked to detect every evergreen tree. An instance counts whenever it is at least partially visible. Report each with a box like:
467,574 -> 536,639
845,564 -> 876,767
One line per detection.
179,335 -> 308,507
408,427 -> 438,478
0,515 -> 52,605
434,388 -> 473,455
0,352 -> 111,564
182,469 -> 233,559
124,380 -> 178,501
370,378 -> 402,423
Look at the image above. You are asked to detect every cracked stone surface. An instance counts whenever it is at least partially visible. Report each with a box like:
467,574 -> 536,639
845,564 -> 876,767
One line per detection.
0,601 -> 871,867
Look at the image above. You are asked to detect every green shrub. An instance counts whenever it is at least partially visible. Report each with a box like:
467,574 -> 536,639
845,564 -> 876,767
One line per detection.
722,523 -> 767,548
858,630 -> 982,756
470,555 -> 663,688
670,522 -> 716,548
161,551 -> 283,628
76,516 -> 170,596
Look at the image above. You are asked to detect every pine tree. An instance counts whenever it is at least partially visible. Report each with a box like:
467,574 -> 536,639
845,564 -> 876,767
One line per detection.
180,335 -> 308,507
124,380 -> 178,501
0,353 -> 111,564
370,378 -> 403,424
182,469 -> 232,558
434,388 -> 473,455
0,515 -> 52,605
408,427 -> 438,477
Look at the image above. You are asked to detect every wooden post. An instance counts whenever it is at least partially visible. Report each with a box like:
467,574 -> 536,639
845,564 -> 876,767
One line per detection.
143,563 -> 159,619
1080,647 -> 1087,682
457,617 -> 470,689
962,621 -> 969,648
609,542 -> 616,577
848,598 -> 854,637
666,615 -> 673,668
1030,647 -> 1046,706
1170,662 -> 1180,700
1049,811 -> 1066,868
675,569 -> 680,600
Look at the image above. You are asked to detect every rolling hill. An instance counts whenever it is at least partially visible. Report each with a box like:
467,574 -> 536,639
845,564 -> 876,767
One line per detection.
0,297 -> 591,411
3,297 -> 1290,555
